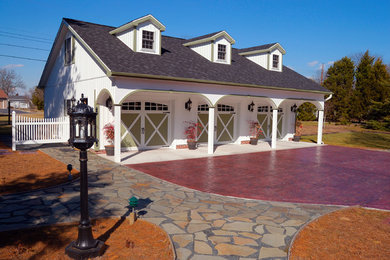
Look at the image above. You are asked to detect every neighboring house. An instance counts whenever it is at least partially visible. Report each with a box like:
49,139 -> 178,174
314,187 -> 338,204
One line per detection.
39,14 -> 331,162
0,89 -> 8,109
9,95 -> 30,109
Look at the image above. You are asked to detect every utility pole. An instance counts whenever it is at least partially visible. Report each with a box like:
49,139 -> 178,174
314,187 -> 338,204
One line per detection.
320,63 -> 324,85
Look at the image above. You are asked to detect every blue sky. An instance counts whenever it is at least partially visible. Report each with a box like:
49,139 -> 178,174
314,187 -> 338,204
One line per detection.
0,0 -> 389,94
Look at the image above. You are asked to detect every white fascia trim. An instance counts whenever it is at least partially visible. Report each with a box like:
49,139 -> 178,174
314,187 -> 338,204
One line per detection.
109,14 -> 166,35
239,43 -> 286,56
183,31 -> 235,47
38,21 -> 66,87
64,21 -> 111,74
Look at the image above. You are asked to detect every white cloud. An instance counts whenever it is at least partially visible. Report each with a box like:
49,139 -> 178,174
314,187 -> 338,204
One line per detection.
308,60 -> 319,67
1,64 -> 24,69
327,61 -> 334,65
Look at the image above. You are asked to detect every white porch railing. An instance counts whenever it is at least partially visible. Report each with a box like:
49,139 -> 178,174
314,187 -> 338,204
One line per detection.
12,111 -> 70,151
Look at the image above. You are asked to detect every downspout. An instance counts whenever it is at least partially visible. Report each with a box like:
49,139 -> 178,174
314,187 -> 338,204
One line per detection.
324,94 -> 333,102
322,94 -> 333,135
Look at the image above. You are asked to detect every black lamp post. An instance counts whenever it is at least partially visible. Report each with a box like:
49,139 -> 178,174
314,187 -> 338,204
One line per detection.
65,94 -> 105,259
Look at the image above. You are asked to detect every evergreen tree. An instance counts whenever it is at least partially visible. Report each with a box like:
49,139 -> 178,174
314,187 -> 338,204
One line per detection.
351,51 -> 390,121
323,57 -> 354,122
351,51 -> 375,121
371,58 -> 390,103
31,86 -> 44,110
365,99 -> 390,131
297,102 -> 317,121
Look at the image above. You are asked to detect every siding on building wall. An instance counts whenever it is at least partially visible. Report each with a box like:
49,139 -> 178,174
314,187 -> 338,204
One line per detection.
117,28 -> 135,51
44,31 -> 111,118
190,42 -> 212,61
246,53 -> 268,69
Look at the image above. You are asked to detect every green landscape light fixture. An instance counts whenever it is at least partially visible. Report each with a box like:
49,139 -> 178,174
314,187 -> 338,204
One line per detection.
65,94 -> 105,259
129,196 -> 139,209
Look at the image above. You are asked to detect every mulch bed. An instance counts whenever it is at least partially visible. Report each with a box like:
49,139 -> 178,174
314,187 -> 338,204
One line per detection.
0,142 -> 79,195
289,207 -> 390,259
0,218 -> 174,259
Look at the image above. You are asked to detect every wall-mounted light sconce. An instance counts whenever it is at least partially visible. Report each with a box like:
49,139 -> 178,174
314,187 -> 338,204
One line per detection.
185,98 -> 192,111
106,97 -> 113,111
291,104 -> 297,113
248,101 -> 255,112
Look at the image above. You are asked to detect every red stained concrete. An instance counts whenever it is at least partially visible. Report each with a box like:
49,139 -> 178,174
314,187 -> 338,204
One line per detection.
128,146 -> 390,210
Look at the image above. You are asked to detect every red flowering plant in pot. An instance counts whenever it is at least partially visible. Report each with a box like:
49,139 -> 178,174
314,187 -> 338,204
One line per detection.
184,121 -> 203,150
248,120 -> 263,145
103,123 -> 115,156
294,121 -> 303,142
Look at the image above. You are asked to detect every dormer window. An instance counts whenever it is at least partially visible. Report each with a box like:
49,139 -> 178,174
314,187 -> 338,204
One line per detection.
142,30 -> 154,50
272,54 -> 279,69
218,44 -> 226,60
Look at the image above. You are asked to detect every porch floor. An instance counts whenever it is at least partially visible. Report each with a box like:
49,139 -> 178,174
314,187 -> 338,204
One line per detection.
99,140 -> 319,164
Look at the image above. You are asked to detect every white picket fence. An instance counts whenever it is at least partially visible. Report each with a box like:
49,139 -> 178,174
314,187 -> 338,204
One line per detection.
12,111 -> 70,151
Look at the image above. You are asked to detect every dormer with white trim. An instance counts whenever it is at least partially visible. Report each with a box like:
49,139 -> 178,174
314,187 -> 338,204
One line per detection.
110,14 -> 166,55
183,31 -> 235,65
239,43 -> 286,72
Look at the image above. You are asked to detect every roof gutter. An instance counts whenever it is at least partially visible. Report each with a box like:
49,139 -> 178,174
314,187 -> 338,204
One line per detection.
109,71 -> 332,95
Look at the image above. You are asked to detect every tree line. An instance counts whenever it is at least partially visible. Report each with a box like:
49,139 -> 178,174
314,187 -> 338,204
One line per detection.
0,68 -> 43,110
299,51 -> 390,131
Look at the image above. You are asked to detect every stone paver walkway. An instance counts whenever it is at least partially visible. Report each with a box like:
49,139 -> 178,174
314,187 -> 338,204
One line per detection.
0,147 -> 340,259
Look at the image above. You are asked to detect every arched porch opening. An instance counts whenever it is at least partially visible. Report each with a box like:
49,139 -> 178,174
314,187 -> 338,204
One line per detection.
118,90 -> 212,152
279,99 -> 324,144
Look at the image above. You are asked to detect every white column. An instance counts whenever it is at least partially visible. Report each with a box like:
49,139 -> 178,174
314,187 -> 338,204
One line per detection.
208,107 -> 215,154
271,108 -> 278,149
99,105 -> 104,150
114,104 -> 121,163
12,111 -> 16,151
317,110 -> 324,145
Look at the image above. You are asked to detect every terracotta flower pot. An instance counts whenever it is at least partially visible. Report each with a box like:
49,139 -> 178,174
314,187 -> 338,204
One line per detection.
105,145 -> 114,156
187,141 -> 197,150
250,138 -> 258,145
293,135 -> 301,142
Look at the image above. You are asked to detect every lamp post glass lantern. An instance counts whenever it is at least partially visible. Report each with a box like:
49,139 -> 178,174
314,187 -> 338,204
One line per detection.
65,94 -> 105,259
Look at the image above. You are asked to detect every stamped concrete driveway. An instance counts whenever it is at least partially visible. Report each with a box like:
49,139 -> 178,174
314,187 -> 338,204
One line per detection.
130,145 -> 390,210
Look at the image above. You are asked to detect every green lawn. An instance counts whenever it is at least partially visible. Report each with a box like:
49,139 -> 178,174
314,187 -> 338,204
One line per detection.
301,132 -> 390,150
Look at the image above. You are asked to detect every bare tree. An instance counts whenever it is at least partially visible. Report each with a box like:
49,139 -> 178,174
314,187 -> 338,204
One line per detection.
0,68 -> 25,96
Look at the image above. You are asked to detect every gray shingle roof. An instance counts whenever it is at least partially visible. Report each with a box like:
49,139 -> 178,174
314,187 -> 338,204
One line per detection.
239,43 -> 278,53
64,18 -> 330,93
183,31 -> 223,44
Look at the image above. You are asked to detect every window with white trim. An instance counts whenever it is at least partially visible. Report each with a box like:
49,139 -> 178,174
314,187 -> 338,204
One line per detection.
272,54 -> 279,68
217,104 -> 234,112
217,44 -> 226,60
142,30 -> 154,50
145,102 -> 168,111
257,106 -> 269,113
197,104 -> 209,111
64,37 -> 73,65
122,102 -> 141,111
64,99 -> 72,116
